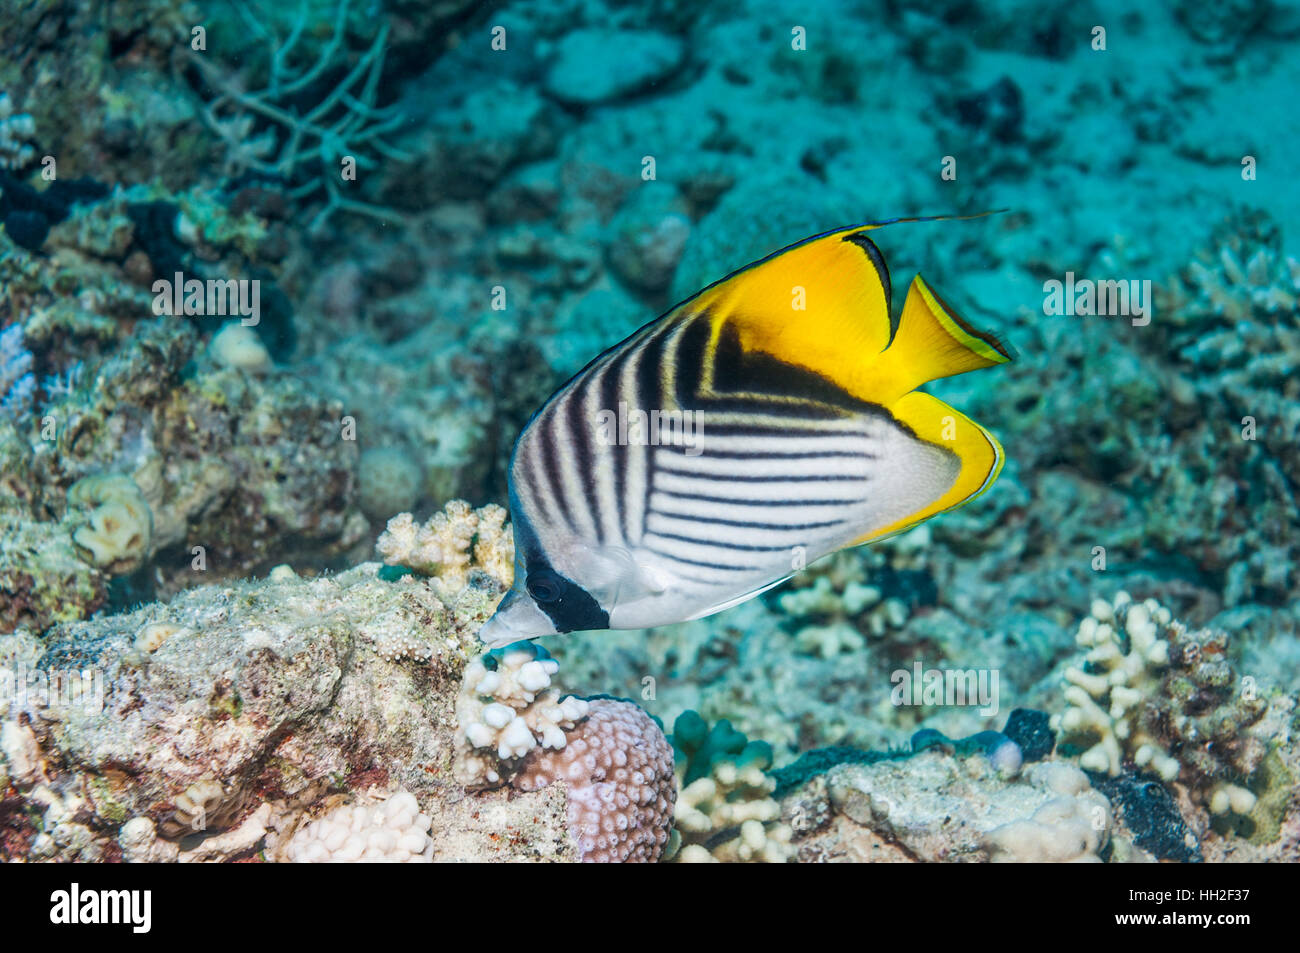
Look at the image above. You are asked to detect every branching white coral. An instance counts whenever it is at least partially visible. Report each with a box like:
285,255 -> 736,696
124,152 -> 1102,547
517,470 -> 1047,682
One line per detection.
470,504 -> 514,586
1167,229 -> 1300,320
454,642 -> 589,786
377,500 -> 514,596
777,527 -> 926,654
674,750 -> 794,863
1055,592 -> 1278,826
793,621 -> 867,658
1052,593 -> 1177,780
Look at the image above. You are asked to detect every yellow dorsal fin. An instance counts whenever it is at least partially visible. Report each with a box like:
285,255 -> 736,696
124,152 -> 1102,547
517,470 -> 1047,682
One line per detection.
679,216 -> 1012,406
688,223 -> 897,385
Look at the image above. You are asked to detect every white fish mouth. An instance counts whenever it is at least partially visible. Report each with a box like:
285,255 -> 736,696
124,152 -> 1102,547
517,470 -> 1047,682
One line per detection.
477,590 -> 557,647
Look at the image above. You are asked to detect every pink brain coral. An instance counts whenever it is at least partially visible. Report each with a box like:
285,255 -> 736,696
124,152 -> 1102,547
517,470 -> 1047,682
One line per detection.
514,698 -> 676,863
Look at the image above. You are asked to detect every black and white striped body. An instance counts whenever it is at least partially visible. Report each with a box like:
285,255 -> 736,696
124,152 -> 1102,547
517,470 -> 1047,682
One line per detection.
507,310 -> 960,632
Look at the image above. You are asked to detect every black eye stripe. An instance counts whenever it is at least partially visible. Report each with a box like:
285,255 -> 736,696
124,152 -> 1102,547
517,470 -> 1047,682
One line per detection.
523,562 -> 609,633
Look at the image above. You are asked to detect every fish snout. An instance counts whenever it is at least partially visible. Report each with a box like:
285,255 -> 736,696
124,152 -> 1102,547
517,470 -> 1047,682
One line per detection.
477,589 -> 558,647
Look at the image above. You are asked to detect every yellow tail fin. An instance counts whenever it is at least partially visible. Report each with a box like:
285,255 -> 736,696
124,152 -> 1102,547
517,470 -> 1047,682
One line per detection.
873,276 -> 1015,401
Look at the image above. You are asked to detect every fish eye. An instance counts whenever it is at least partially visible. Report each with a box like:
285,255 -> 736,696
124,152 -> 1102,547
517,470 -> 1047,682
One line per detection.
526,571 -> 562,604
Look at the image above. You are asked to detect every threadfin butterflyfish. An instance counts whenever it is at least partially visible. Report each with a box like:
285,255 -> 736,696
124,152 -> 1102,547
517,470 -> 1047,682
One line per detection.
479,216 -> 1014,648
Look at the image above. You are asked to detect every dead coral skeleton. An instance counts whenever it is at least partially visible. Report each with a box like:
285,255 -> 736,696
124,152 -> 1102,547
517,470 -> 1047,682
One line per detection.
376,501 -> 515,596
182,0 -> 412,232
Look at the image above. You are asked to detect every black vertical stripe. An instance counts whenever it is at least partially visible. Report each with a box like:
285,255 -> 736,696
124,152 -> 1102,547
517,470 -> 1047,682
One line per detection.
841,232 -> 896,346
635,320 -> 681,542
534,422 -> 576,534
562,380 -> 600,542
597,342 -> 632,544
671,314 -> 712,411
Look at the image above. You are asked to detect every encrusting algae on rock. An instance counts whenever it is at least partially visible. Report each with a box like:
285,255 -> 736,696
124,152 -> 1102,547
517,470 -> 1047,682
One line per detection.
0,542 -> 680,862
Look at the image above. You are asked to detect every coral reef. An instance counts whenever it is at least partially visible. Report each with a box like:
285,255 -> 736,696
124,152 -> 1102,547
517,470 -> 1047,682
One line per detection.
670,712 -> 794,863
1,0 -> 1297,870
1051,592 -> 1289,838
1145,211 -> 1300,607
0,536 -> 680,863
0,160 -> 375,634
0,93 -> 36,171
0,558 -> 577,862
377,500 -> 514,595
0,316 -> 368,633
455,641 -> 677,862
785,753 -> 1119,863
776,527 -> 931,652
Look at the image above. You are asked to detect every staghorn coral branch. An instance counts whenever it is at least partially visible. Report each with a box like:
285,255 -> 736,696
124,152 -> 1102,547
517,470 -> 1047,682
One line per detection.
182,0 -> 412,230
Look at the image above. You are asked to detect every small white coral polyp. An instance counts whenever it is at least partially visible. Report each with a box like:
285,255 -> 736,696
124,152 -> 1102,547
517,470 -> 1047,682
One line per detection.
455,641 -> 589,784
